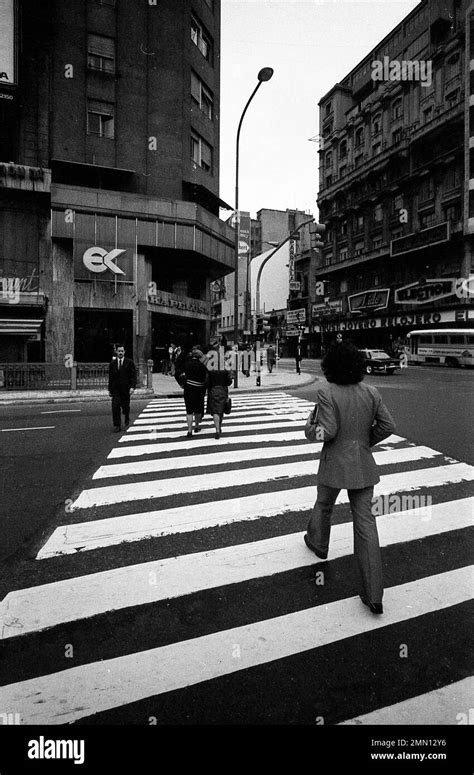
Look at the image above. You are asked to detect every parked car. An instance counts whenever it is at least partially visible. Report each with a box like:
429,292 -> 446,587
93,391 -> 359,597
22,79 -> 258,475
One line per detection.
358,348 -> 400,375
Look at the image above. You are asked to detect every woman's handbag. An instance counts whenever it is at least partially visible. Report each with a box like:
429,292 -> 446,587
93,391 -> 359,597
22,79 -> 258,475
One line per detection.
223,397 -> 232,415
304,403 -> 320,441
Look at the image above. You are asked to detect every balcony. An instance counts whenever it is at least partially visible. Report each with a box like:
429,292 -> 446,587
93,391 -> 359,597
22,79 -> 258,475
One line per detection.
409,100 -> 463,145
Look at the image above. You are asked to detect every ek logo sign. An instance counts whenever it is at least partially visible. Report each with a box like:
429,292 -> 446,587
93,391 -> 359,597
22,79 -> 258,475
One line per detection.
83,247 -> 126,275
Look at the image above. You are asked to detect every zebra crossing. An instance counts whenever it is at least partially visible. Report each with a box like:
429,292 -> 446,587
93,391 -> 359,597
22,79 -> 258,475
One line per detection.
0,391 -> 472,725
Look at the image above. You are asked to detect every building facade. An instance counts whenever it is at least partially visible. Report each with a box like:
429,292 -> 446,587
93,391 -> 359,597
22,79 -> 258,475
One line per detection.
315,0 -> 473,352
211,207 -> 311,342
0,0 -> 234,365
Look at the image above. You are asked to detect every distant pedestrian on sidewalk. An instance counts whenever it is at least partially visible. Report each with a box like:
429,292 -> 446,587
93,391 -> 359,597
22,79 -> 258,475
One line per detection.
295,344 -> 302,374
303,341 -> 396,615
108,344 -> 137,433
181,348 -> 208,437
206,341 -> 232,439
266,344 -> 276,373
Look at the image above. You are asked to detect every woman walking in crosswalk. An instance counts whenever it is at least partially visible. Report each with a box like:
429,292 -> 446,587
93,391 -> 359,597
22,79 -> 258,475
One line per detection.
304,341 -> 396,614
180,348 -> 208,438
206,341 -> 233,439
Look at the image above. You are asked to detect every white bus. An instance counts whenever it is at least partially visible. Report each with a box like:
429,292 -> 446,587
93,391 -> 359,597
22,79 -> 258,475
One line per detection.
406,329 -> 474,368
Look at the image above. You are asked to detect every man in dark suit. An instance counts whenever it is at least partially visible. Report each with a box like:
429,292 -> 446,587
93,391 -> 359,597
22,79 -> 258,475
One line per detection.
108,345 -> 137,432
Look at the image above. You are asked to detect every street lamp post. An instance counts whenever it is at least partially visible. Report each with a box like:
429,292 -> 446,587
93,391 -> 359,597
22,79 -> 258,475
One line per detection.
233,66 -> 273,388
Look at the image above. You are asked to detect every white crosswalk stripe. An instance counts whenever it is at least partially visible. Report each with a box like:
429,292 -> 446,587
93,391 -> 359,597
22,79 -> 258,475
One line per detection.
0,390 -> 472,726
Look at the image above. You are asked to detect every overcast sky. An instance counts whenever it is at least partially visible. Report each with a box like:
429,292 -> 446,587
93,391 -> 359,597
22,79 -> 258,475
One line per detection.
219,0 -> 420,219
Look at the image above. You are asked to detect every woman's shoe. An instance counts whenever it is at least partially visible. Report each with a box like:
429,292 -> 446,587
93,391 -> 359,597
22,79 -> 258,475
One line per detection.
360,596 -> 383,615
303,534 -> 328,560
194,426 -> 201,433
186,431 -> 193,438
214,431 -> 220,439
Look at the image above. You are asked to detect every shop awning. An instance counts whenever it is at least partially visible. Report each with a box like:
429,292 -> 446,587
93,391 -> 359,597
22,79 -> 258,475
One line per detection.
0,319 -> 43,335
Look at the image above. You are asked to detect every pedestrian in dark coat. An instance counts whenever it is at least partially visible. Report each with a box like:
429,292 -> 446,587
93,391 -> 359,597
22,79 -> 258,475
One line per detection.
182,349 -> 208,437
108,345 -> 137,432
304,341 -> 396,615
206,344 -> 232,439
266,345 -> 276,373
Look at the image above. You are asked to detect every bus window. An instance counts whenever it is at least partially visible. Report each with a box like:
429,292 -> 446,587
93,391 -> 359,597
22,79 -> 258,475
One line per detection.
450,335 -> 465,344
419,335 -> 432,343
434,335 -> 448,343
467,336 -> 474,345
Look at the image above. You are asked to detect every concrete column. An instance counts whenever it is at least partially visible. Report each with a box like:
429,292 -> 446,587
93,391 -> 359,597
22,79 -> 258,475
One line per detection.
44,241 -> 74,363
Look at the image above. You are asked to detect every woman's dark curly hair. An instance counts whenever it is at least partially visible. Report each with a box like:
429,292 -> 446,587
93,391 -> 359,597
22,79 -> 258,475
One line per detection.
321,341 -> 365,384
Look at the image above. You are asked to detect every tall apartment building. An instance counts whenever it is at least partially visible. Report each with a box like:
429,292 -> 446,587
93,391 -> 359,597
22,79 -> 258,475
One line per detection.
315,0 -> 473,350
0,0 -> 234,364
211,207 -> 310,341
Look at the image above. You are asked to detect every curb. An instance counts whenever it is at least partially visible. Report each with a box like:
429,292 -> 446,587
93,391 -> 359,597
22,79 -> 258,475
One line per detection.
0,390 -> 154,406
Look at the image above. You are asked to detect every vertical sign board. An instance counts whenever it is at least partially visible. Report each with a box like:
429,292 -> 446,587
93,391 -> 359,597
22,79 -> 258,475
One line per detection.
288,239 -> 295,292
0,0 -> 17,92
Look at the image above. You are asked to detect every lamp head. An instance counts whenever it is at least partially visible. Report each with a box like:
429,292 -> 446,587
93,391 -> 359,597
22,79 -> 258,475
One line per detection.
258,67 -> 274,82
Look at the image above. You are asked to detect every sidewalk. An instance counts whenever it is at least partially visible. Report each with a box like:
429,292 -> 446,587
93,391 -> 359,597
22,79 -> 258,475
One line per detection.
152,367 -> 317,397
0,367 -> 318,404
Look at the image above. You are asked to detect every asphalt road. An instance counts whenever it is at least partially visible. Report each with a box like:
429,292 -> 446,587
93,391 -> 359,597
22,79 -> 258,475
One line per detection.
282,359 -> 474,465
0,398 -> 149,563
1,363 -> 472,564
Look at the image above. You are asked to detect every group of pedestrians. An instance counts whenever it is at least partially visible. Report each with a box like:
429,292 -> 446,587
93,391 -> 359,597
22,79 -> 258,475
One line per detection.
176,340 -> 232,440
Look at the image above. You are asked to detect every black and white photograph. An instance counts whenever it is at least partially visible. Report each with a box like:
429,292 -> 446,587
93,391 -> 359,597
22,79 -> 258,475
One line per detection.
0,0 -> 472,770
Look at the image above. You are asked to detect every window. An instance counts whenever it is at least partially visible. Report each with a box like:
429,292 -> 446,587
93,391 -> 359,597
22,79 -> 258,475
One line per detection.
423,106 -> 433,124
372,114 -> 381,135
419,177 -> 434,202
445,166 -> 460,191
444,203 -> 461,222
339,248 -> 348,262
191,16 -> 213,63
191,71 -> 213,119
450,335 -> 465,344
374,204 -> 383,223
87,34 -> 115,73
325,174 -> 333,187
420,211 -> 437,229
393,194 -> 403,213
339,165 -> 347,179
392,228 -> 403,240
445,89 -> 459,108
325,101 -> 333,117
340,220 -> 347,236
372,237 -> 383,249
325,150 -> 333,168
87,100 -> 114,138
355,127 -> 364,148
434,335 -> 448,344
339,140 -> 347,159
355,153 -> 364,167
392,98 -> 403,120
354,214 -> 364,232
354,241 -> 364,257
372,142 -> 382,156
392,128 -> 402,144
419,335 -> 433,344
191,130 -> 212,172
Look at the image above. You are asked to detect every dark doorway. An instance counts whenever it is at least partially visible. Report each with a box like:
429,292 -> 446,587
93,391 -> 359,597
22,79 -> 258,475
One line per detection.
74,309 -> 133,362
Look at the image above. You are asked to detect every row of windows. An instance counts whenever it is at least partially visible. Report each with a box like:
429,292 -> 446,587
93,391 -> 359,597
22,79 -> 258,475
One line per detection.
86,11 -> 215,78
324,202 -> 461,240
86,100 -> 214,173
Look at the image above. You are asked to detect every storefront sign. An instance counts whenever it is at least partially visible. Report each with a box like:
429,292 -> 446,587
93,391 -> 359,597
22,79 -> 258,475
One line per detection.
348,288 -> 390,312
287,308 -> 306,324
289,281 -> 301,291
147,288 -> 210,319
0,164 -> 50,192
319,308 -> 474,332
82,247 -> 126,275
312,300 -> 342,316
394,278 -> 455,304
288,239 -> 295,292
238,212 -> 251,258
390,222 -> 449,257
